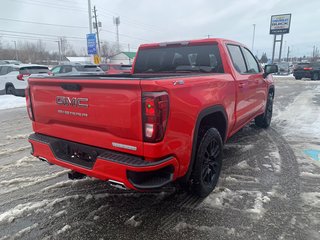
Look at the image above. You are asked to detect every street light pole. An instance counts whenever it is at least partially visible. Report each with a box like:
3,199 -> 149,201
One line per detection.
13,41 -> 18,60
88,0 -> 92,34
55,40 -> 61,63
252,24 -> 256,52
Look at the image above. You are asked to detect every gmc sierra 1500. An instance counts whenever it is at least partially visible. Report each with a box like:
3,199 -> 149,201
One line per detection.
27,38 -> 278,197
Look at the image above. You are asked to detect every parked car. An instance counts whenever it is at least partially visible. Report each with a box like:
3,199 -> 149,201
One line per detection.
99,64 -> 132,74
27,38 -> 277,197
293,62 -> 320,80
51,63 -> 104,76
0,64 -> 50,96
275,62 -> 290,75
0,60 -> 22,65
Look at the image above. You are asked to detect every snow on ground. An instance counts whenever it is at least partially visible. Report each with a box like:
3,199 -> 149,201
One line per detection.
0,95 -> 26,110
273,74 -> 294,78
0,195 -> 80,224
201,188 -> 271,219
301,192 -> 320,208
0,170 -> 69,195
273,85 -> 320,141
174,222 -> 236,236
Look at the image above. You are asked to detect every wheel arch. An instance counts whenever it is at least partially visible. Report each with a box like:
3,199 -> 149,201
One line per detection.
182,105 -> 228,183
5,82 -> 14,90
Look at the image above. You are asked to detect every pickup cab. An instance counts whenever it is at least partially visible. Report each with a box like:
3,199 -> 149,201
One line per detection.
27,38 -> 277,197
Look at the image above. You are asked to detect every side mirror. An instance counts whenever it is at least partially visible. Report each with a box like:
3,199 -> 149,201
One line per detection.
263,64 -> 278,78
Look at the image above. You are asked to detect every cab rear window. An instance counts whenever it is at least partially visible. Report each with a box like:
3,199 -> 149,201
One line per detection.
134,44 -> 224,74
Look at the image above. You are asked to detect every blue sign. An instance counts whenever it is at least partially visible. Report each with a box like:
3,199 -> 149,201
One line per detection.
87,33 -> 97,55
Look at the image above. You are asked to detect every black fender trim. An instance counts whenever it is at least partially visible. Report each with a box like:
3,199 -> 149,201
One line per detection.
181,105 -> 228,183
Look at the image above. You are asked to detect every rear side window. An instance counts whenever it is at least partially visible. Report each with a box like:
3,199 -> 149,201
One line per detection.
242,47 -> 261,73
0,66 -> 9,75
134,44 -> 224,74
227,45 -> 247,74
20,66 -> 49,74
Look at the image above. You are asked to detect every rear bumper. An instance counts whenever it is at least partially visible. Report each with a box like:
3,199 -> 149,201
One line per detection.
29,133 -> 179,190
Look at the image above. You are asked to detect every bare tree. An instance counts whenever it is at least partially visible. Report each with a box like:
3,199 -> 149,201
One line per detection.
100,41 -> 119,59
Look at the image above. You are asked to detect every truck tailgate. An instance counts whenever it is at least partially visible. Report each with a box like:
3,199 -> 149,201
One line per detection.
28,78 -> 143,155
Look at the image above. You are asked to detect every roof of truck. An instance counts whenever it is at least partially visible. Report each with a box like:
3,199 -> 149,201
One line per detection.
139,38 -> 244,49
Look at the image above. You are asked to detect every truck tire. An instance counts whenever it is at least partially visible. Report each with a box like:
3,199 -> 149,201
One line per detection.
255,92 -> 273,128
191,128 -> 223,197
295,77 -> 301,80
6,85 -> 16,96
311,72 -> 319,80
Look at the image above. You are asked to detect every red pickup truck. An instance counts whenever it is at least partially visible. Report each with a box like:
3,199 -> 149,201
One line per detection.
27,38 -> 277,197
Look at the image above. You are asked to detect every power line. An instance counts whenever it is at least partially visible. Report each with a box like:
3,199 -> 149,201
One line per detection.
10,0 -> 88,13
0,29 -> 86,41
0,17 -> 87,29
95,5 -> 164,32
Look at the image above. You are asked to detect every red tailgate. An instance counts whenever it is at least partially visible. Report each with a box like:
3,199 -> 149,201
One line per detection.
28,77 -> 143,155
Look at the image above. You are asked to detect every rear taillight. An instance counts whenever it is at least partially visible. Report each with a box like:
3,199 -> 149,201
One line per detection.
17,73 -> 30,81
25,87 -> 34,121
142,92 -> 169,143
304,67 -> 313,70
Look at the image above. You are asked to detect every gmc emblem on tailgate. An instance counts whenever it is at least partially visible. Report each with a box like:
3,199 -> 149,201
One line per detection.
56,96 -> 89,108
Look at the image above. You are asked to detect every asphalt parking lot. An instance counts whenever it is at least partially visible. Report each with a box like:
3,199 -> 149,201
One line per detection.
0,76 -> 319,240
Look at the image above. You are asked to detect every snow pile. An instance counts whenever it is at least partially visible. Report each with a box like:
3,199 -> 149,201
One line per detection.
247,192 -> 270,217
56,225 -> 71,235
202,188 -> 239,208
125,215 -> 142,227
235,161 -> 260,171
0,95 -> 26,110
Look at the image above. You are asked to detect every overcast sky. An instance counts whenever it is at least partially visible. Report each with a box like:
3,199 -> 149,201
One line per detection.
1,0 -> 320,58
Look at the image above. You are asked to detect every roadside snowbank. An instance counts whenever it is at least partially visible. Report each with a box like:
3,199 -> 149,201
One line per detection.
0,95 -> 26,110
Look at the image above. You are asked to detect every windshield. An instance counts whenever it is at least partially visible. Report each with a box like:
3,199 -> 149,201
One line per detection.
134,44 -> 224,74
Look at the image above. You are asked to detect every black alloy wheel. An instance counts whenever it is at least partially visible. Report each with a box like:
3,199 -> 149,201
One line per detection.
192,128 -> 223,197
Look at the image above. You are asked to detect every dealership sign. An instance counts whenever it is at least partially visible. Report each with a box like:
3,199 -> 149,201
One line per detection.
270,14 -> 291,34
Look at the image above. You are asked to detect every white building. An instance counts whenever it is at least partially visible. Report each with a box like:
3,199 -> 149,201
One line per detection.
109,52 -> 136,65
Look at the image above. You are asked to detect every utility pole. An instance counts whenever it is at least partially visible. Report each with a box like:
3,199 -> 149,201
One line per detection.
55,39 -> 62,63
114,16 -> 120,52
93,6 -> 101,56
251,24 -> 256,52
287,46 -> 290,62
88,0 -> 92,34
13,40 -> 18,60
